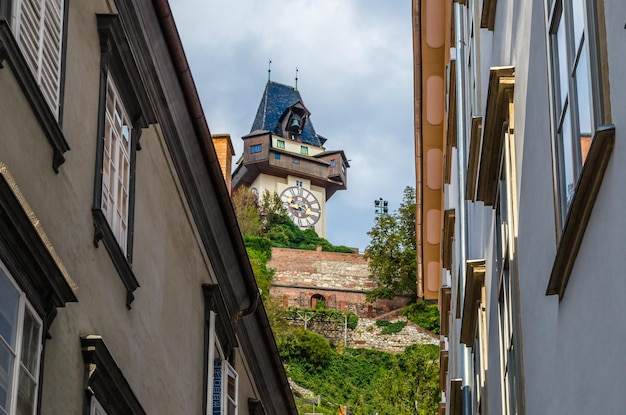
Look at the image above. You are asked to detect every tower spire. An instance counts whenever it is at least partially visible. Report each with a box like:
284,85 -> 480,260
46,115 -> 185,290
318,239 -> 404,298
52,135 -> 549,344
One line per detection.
268,59 -> 272,81
295,67 -> 299,91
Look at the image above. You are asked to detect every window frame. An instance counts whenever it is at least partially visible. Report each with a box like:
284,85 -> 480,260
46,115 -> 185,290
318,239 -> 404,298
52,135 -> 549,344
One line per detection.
203,285 -> 239,415
0,1 -> 70,172
495,123 -> 525,415
80,336 -> 146,415
544,1 -> 615,299
545,0 -> 604,230
92,14 -> 154,309
0,263 -> 43,415
10,0 -> 65,119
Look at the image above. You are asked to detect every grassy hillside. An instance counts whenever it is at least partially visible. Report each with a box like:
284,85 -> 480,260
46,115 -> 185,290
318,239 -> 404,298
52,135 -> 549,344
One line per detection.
282,334 -> 440,415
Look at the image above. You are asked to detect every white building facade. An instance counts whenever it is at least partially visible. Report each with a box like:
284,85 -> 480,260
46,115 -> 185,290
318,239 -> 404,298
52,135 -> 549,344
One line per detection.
426,0 -> 626,414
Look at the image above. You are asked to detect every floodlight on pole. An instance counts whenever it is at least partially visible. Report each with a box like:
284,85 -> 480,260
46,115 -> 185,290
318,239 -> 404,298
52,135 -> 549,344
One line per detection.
374,197 -> 388,215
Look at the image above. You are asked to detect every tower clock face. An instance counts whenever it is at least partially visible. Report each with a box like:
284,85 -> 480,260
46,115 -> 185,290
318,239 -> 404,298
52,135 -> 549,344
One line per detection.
279,186 -> 321,227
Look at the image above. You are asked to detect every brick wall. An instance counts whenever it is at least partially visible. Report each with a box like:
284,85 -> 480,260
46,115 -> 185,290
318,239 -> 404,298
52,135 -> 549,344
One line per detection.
268,247 -> 411,317
211,134 -> 234,194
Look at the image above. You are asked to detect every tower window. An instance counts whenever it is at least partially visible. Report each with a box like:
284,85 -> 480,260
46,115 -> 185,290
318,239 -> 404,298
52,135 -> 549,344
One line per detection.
250,143 -> 262,154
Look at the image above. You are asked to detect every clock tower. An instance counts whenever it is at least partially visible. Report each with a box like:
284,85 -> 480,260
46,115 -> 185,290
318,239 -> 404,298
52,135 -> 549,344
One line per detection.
232,80 -> 349,238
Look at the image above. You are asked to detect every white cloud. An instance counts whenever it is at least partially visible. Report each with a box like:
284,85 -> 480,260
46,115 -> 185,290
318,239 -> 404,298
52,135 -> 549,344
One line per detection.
171,0 -> 414,252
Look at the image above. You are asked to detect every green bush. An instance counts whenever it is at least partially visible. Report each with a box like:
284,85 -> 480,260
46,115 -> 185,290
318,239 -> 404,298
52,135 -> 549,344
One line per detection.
402,301 -> 440,334
283,343 -> 440,415
243,235 -> 272,258
347,312 -> 358,330
278,328 -> 332,369
380,321 -> 407,335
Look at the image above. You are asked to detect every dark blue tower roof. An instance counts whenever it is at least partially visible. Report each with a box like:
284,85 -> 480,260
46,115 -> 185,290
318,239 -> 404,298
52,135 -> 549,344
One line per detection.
250,81 -> 326,147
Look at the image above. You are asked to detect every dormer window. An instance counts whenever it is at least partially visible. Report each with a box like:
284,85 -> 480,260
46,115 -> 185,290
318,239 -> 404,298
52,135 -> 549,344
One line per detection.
279,101 -> 310,141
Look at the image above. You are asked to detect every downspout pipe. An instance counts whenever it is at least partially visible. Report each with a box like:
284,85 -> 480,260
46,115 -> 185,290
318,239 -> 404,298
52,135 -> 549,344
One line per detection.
454,3 -> 473,415
151,0 -> 258,320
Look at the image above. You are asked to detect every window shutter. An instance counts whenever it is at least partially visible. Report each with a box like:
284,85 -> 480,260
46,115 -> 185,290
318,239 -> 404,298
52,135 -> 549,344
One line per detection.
14,0 -> 63,118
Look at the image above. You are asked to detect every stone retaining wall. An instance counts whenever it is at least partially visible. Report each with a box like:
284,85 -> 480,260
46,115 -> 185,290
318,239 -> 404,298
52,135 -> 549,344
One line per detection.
289,316 -> 438,353
269,247 -> 412,317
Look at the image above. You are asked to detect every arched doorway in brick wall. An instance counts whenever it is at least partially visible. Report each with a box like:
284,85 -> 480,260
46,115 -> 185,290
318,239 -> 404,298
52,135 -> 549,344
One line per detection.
311,294 -> 325,309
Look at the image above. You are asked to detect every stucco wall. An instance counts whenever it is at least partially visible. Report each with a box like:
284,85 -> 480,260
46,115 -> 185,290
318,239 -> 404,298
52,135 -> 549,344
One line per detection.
0,1 -> 270,413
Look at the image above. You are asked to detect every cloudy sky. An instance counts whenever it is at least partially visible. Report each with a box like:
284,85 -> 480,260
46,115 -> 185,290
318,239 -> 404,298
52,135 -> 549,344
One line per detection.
170,0 -> 415,253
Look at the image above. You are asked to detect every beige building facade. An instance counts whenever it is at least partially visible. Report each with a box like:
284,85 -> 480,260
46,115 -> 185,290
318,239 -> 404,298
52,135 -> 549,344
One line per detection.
0,1 -> 295,414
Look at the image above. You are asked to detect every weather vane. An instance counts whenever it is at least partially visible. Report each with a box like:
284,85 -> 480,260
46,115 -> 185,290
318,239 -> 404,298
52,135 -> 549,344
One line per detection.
268,59 -> 272,81
295,67 -> 299,91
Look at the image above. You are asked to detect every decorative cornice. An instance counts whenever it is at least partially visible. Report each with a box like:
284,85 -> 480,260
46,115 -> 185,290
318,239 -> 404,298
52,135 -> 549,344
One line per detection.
476,67 -> 515,206
466,116 -> 483,201
481,0 -> 498,31
445,60 -> 457,185
0,163 -> 77,293
440,287 -> 452,337
442,209 -> 456,270
460,259 -> 485,346
81,336 -> 146,415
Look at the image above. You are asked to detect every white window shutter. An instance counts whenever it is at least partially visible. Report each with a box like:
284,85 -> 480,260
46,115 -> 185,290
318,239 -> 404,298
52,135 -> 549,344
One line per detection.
13,0 -> 63,118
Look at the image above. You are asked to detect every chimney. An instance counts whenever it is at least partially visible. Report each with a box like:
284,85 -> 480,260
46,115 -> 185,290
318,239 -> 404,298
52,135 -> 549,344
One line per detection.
211,134 -> 235,194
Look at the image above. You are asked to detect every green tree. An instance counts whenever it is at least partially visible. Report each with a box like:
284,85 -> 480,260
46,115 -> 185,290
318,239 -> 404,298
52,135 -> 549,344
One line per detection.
231,186 -> 262,236
365,186 -> 417,300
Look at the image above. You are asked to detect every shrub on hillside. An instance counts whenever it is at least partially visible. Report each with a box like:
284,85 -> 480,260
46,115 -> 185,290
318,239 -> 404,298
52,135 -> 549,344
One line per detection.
402,301 -> 440,334
277,328 -> 332,369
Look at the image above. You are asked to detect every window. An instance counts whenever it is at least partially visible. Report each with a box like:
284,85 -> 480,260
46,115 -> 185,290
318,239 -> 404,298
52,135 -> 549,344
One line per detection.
250,144 -> 262,154
101,75 -> 132,254
276,140 -> 285,149
544,1 -> 614,298
495,124 -> 524,415
11,0 -> 64,118
546,0 -> 602,225
274,153 -> 280,160
300,146 -> 308,155
330,159 -> 336,167
81,336 -> 145,415
0,265 -> 43,415
203,285 -> 238,415
92,15 -> 155,309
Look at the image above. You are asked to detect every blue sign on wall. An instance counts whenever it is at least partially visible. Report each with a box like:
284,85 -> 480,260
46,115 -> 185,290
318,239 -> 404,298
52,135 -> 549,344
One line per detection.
213,359 -> 222,415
